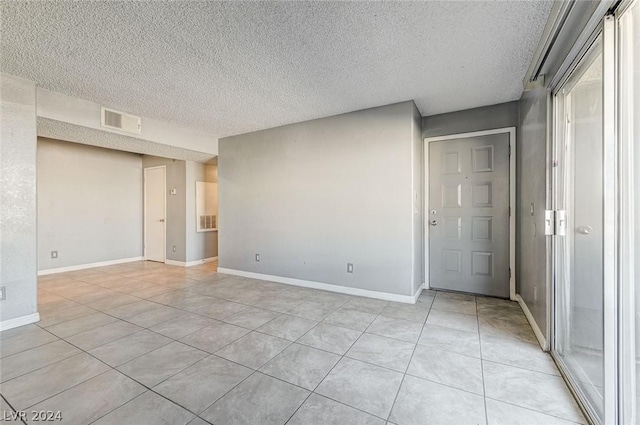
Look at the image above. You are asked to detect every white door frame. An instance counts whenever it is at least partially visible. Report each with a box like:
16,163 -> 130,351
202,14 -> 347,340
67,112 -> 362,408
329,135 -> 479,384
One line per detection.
423,127 -> 517,300
143,165 -> 167,262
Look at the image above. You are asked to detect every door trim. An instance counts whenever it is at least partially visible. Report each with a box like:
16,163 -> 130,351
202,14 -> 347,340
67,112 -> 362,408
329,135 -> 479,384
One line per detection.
423,127 -> 516,300
143,165 -> 167,263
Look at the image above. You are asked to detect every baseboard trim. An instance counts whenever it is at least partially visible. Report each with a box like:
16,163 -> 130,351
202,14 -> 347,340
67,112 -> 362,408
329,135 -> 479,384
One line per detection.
218,268 -> 422,304
0,313 -> 40,331
38,257 -> 144,276
515,294 -> 548,350
165,257 -> 218,268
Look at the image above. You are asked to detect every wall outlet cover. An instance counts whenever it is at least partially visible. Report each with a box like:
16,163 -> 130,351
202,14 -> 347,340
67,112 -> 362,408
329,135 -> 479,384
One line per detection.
255,254 -> 260,262
0,286 -> 5,301
347,263 -> 354,273
51,251 -> 58,259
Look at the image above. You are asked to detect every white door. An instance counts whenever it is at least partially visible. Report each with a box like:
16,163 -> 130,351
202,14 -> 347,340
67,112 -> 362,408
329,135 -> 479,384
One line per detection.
144,166 -> 166,262
428,133 -> 511,298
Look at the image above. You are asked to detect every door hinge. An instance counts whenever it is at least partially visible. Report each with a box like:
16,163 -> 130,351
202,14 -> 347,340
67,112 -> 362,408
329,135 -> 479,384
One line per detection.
544,210 -> 567,235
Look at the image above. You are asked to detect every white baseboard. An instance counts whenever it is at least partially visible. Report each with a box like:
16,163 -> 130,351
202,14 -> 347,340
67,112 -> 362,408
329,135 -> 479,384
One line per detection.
0,313 -> 40,332
218,268 -> 423,304
515,294 -> 548,350
38,257 -> 144,276
165,257 -> 218,268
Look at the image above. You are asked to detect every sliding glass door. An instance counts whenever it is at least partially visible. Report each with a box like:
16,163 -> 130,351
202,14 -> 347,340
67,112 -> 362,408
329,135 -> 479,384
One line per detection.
554,35 -> 606,422
552,1 -> 640,424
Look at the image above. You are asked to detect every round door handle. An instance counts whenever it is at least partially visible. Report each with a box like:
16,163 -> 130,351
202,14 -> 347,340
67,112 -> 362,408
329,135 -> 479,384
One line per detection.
577,225 -> 592,235
430,220 -> 437,226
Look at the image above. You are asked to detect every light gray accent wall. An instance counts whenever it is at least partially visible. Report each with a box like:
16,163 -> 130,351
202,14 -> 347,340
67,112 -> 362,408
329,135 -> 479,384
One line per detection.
142,156 -> 187,262
411,102 -> 424,293
516,88 -> 549,334
422,101 -> 519,138
513,2 -> 606,343
0,74 -> 38,323
219,101 -> 416,296
37,139 -> 143,270
186,161 -> 218,262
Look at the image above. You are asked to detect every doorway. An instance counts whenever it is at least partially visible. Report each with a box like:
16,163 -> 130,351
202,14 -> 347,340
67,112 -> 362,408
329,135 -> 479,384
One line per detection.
424,128 -> 515,299
144,166 -> 166,263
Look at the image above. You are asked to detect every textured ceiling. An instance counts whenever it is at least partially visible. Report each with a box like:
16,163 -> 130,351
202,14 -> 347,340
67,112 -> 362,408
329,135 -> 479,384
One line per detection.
2,1 -> 552,138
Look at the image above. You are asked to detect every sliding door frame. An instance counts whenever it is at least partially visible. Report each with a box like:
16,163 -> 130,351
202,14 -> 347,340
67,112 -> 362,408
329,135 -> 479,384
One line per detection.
549,12 -> 620,425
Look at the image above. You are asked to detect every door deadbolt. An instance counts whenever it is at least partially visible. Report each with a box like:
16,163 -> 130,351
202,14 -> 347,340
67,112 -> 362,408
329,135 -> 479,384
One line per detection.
430,220 -> 437,226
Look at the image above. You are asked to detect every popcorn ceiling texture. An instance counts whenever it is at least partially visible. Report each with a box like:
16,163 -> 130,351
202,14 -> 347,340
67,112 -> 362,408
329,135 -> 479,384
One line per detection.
2,1 -> 552,138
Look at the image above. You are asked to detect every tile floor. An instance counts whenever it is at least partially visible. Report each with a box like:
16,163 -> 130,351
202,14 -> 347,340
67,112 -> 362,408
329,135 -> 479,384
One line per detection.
0,261 -> 586,425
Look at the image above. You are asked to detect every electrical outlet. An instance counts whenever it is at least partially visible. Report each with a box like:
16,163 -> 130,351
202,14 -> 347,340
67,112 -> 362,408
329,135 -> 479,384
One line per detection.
172,245 -> 177,253
0,286 -> 5,301
51,251 -> 58,259
347,263 -> 354,273
255,254 -> 260,262
533,284 -> 538,301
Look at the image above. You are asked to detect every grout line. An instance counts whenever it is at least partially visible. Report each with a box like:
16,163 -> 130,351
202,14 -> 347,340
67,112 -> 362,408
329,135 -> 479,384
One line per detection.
1,393 -> 28,425
477,297 -> 490,425
17,263 -> 562,425
385,300 -> 432,422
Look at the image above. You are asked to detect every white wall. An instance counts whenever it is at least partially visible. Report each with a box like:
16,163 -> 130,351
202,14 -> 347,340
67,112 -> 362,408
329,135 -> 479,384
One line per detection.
0,74 -> 38,327
219,101 -> 419,298
37,138 -> 143,270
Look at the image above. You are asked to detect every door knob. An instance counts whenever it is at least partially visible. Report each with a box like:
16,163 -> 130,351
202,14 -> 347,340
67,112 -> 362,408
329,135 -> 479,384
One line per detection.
577,225 -> 592,235
430,220 -> 437,226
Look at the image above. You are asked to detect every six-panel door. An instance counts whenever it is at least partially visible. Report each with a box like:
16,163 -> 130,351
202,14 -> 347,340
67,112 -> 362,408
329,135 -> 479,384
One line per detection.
429,133 -> 510,298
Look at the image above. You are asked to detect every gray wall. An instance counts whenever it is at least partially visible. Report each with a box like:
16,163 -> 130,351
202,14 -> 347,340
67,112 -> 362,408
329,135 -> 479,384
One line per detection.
37,138 -> 144,270
411,103 -> 424,293
1,74 -> 38,324
142,156 -> 187,262
219,101 -> 418,297
423,101 -> 519,138
517,88 -> 549,334
186,161 -> 218,262
142,156 -> 218,263
513,1 -> 606,343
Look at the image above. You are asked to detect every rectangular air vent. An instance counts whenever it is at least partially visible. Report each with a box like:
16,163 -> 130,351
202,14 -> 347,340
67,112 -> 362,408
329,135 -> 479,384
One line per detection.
199,215 -> 217,231
101,107 -> 141,134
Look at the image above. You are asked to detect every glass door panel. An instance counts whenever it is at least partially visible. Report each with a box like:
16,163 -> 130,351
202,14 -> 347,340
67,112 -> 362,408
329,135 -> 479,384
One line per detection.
554,37 -> 605,421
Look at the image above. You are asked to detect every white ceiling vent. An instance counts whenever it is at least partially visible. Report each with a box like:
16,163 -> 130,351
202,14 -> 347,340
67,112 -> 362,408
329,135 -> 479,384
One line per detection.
101,107 -> 141,134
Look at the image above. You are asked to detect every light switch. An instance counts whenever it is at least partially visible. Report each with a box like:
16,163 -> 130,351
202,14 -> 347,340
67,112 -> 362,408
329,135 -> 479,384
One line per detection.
170,188 -> 177,195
